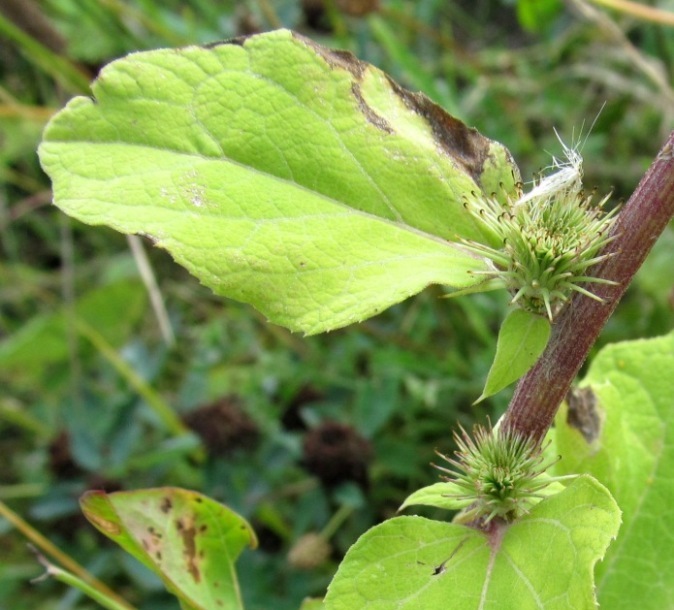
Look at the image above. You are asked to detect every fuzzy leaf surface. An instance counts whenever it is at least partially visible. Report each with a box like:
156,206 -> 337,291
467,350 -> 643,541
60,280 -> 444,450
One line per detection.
39,29 -> 520,334
325,475 -> 619,610
552,331 -> 674,609
478,309 -> 551,401
80,487 -> 257,610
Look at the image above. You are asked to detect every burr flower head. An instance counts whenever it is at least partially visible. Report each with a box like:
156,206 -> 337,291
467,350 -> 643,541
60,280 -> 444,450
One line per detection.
464,147 -> 618,320
435,424 -> 564,524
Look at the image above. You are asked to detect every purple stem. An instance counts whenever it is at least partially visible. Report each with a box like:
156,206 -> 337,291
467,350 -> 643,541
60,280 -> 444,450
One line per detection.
501,131 -> 674,444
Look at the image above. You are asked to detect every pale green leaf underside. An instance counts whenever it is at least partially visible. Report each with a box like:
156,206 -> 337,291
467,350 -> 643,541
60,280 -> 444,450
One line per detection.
399,481 -> 467,512
325,476 -> 619,610
39,29 -> 519,334
80,488 -> 257,610
551,331 -> 674,609
478,309 -> 551,402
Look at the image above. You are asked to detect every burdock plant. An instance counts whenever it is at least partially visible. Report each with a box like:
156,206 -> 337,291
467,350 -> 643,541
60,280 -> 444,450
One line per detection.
36,28 -> 674,610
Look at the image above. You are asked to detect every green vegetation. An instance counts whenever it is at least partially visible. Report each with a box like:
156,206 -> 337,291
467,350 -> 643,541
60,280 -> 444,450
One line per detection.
1,2 -> 673,609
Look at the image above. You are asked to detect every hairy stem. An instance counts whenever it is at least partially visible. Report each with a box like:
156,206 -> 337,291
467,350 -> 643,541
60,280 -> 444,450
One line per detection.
501,132 -> 674,444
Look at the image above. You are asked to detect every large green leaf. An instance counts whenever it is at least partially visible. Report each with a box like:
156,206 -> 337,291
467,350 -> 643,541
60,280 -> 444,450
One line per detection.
551,331 -> 674,609
325,476 -> 619,609
39,29 -> 520,334
80,488 -> 257,610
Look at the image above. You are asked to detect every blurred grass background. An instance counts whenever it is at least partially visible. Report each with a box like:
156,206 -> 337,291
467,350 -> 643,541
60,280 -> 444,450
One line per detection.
1,1 -> 673,609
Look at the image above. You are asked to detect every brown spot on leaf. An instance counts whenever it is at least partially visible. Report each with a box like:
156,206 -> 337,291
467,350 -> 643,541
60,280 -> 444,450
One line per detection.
566,386 -> 602,443
160,497 -> 172,514
142,523 -> 164,562
176,516 -> 201,583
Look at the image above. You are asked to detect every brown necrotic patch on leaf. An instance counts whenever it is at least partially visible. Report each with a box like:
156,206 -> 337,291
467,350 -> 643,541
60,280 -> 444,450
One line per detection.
175,516 -> 201,583
297,30 -> 502,184
384,76 -> 492,184
350,82 -> 394,133
566,386 -> 602,444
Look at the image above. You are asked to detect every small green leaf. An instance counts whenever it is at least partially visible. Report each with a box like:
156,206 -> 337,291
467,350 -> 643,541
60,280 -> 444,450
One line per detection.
39,29 -> 520,334
477,309 -> 551,402
398,481 -> 467,512
325,475 -> 620,610
551,331 -> 674,610
80,488 -> 257,610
